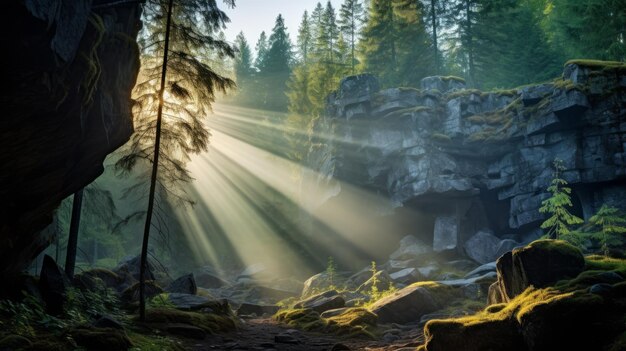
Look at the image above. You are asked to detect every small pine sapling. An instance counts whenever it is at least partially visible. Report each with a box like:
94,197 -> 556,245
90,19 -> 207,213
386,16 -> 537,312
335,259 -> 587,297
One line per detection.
539,159 -> 584,239
589,205 -> 626,256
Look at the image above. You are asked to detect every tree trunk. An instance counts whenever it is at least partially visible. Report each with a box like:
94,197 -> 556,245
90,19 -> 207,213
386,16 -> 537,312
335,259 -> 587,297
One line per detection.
64,189 -> 84,278
139,0 -> 174,321
431,0 -> 439,74
465,0 -> 475,87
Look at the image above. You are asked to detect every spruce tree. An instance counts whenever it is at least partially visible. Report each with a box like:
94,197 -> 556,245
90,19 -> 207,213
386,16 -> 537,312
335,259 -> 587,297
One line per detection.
394,0 -> 434,86
234,31 -> 254,84
259,14 -> 293,111
547,0 -> 626,61
338,0 -> 365,73
539,159 -> 584,239
255,31 -> 269,71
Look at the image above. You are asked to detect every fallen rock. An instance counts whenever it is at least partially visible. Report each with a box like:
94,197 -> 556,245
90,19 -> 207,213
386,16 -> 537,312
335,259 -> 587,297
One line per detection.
193,268 -> 230,289
236,302 -> 279,316
301,272 -> 346,297
120,281 -> 163,304
166,274 -> 197,295
389,268 -> 424,284
294,290 -> 345,313
463,230 -> 502,264
433,217 -> 458,252
464,262 -> 497,279
389,235 -> 432,260
369,282 -> 458,324
166,293 -> 218,311
114,255 -> 168,282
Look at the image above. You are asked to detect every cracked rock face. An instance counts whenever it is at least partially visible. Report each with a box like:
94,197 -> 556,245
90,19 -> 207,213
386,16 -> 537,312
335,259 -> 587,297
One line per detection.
306,64 -> 626,253
0,0 -> 142,280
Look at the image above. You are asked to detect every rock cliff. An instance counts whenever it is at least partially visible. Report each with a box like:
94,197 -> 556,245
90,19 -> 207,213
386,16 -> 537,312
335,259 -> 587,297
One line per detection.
305,61 -> 626,257
0,0 -> 142,279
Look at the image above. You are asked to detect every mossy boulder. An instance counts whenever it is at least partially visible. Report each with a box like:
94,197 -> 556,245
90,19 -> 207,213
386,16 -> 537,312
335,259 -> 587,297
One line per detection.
70,326 -> 133,351
274,307 -> 378,338
138,307 -> 237,334
0,334 -> 32,349
294,290 -> 345,313
494,240 -> 585,301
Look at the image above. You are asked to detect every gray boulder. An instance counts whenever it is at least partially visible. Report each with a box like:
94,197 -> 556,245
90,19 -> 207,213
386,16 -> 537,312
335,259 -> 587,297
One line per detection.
166,274 -> 197,295
433,216 -> 458,252
389,235 -> 431,260
294,290 -> 345,313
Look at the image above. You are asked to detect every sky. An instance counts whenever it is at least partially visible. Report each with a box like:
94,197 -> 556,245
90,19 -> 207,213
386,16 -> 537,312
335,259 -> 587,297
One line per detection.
222,0 -> 341,46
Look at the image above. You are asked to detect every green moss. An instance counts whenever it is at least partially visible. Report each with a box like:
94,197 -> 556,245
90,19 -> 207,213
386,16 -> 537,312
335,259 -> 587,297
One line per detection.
274,308 -> 326,331
585,255 -> 626,272
384,106 -> 432,118
482,89 -> 518,98
446,89 -> 482,100
485,303 -> 507,314
398,87 -> 421,93
274,307 -> 378,339
127,332 -> 185,351
553,78 -> 587,92
431,132 -> 452,142
565,59 -> 626,70
517,239 -> 582,258
441,76 -> 466,83
137,307 -> 237,334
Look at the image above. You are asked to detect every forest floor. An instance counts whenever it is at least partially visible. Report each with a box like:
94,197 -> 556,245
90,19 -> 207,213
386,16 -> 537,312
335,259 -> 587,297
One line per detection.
180,317 -> 424,351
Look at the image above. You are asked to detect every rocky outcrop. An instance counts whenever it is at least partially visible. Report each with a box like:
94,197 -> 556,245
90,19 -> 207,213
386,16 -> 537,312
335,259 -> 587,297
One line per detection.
0,0 -> 142,280
490,240 -> 585,303
306,61 -> 626,256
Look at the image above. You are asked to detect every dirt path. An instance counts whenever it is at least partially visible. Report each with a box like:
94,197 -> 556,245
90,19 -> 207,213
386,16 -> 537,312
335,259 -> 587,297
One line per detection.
182,318 -> 425,351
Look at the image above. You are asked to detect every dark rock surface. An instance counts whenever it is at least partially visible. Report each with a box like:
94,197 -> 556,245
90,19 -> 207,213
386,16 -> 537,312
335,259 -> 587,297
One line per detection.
38,255 -> 71,315
294,290 -> 345,313
0,0 -> 142,280
305,62 -> 626,257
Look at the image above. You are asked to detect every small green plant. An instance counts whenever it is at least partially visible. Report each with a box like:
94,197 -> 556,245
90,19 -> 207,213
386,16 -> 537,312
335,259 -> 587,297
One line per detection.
148,293 -> 176,309
369,261 -> 379,300
589,205 -> 626,256
326,256 -> 337,289
539,159 -> 583,239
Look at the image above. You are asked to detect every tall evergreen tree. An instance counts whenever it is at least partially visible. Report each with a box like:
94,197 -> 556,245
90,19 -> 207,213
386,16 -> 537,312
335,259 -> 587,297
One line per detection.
394,0 -> 434,86
446,0 -> 479,86
547,0 -> 626,61
471,0 -> 560,88
420,0 -> 446,74
255,31 -> 269,71
297,11 -> 314,64
234,31 -> 254,84
338,0 -> 365,73
259,14 -> 293,111
359,0 -> 398,86
116,0 -> 235,320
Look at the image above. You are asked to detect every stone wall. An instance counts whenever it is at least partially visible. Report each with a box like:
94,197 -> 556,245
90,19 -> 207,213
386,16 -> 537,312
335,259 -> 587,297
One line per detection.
306,63 -> 626,258
0,0 -> 142,278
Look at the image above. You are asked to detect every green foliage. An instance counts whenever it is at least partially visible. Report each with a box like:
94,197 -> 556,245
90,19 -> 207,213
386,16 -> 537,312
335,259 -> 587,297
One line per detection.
326,256 -> 337,288
539,159 -> 583,239
147,293 -> 176,309
369,261 -> 379,299
338,0 -> 365,73
588,205 -> 626,255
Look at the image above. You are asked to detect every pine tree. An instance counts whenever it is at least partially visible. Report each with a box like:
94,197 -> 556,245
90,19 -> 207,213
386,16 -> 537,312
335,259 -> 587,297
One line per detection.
445,0 -> 479,86
255,31 -> 269,71
547,0 -> 626,61
297,11 -> 313,64
394,0 -> 434,86
234,31 -> 253,84
338,0 -> 365,73
539,159 -> 584,239
359,0 -> 398,86
420,0 -> 447,74
471,0 -> 560,88
259,14 -> 293,111
589,205 -> 626,256
116,0 -> 235,320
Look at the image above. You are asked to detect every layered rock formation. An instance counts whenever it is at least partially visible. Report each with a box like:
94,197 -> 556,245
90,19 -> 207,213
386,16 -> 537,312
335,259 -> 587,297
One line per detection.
305,62 -> 626,257
0,0 -> 142,279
